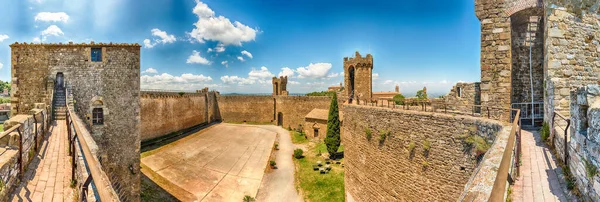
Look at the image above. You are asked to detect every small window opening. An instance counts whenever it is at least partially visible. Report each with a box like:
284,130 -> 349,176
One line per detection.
457,87 -> 462,98
314,128 -> 319,137
460,166 -> 466,171
92,108 -> 104,125
91,48 -> 102,62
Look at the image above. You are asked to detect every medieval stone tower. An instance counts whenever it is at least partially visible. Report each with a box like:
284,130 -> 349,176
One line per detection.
272,76 -> 288,96
344,51 -> 373,102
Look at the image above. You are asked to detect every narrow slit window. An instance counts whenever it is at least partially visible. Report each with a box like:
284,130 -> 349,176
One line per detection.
92,108 -> 104,125
457,87 -> 462,98
91,48 -> 102,62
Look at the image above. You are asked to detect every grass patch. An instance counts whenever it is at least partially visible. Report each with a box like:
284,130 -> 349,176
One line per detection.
315,142 -> 343,155
584,158 -> 598,179
293,142 -> 345,202
290,131 -> 308,144
540,121 -> 550,142
365,128 -> 372,140
464,135 -> 491,157
0,125 -> 3,132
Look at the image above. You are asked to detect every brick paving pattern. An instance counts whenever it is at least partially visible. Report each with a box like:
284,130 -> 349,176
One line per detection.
9,120 -> 73,202
512,129 -> 575,202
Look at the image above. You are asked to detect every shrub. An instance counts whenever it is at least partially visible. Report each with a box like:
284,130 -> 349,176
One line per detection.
407,141 -> 416,152
178,92 -> 185,96
422,160 -> 430,168
306,91 -> 336,97
270,160 -> 276,167
378,130 -> 388,143
243,195 -> 256,202
325,93 -> 341,158
393,94 -> 405,105
585,159 -> 598,179
465,135 -> 491,157
294,149 -> 304,159
365,128 -> 373,140
423,139 -> 431,156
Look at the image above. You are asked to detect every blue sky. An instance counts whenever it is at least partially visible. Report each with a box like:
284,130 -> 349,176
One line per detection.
0,0 -> 481,96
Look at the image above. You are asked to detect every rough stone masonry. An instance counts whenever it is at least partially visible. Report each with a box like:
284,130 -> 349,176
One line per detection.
10,42 -> 141,201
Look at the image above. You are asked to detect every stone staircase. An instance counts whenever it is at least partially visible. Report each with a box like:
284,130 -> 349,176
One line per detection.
53,87 -> 66,120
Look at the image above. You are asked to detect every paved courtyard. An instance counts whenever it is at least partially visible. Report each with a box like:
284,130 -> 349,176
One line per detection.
141,123 -> 277,202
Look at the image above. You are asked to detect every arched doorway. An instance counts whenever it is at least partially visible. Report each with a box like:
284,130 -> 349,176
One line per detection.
277,112 -> 283,126
348,66 -> 355,102
56,72 -> 64,88
510,8 -> 544,127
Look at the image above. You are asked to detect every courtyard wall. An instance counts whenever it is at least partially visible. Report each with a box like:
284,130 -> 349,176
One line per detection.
342,104 -> 505,201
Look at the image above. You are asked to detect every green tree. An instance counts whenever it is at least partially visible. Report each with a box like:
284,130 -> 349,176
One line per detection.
325,93 -> 341,159
393,94 -> 405,105
306,91 -> 336,97
416,90 -> 427,101
0,81 -> 9,93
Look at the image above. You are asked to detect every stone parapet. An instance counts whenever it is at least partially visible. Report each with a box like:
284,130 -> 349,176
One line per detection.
0,103 -> 49,201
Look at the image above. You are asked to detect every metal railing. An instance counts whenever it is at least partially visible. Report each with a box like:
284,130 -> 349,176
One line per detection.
0,108 -> 48,186
64,87 -> 119,201
349,100 -> 522,201
551,111 -> 570,166
511,102 -> 543,127
489,108 -> 521,201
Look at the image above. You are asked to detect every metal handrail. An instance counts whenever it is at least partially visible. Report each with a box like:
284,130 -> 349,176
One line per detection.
551,111 -> 571,166
489,108 -> 521,201
64,87 -> 119,201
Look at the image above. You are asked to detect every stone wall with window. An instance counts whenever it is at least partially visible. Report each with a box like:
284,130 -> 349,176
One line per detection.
10,42 -> 141,201
443,82 -> 481,114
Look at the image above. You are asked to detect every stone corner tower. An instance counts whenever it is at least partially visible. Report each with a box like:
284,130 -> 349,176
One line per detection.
343,51 -> 373,103
272,76 -> 288,96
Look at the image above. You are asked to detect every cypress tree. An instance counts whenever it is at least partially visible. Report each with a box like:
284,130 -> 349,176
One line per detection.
325,93 -> 341,159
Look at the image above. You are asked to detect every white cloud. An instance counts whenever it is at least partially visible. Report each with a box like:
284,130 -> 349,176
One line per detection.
186,50 -> 212,65
0,35 -> 9,42
144,29 -> 176,48
241,50 -> 253,59
372,73 -> 379,80
278,67 -> 294,77
383,80 -> 394,85
0,62 -> 3,70
151,28 -> 176,44
32,37 -> 41,43
248,66 -> 274,79
34,12 -> 69,23
237,56 -> 245,62
221,75 -> 255,85
296,63 -> 332,79
221,61 -> 228,67
289,80 -> 300,85
327,72 -> 340,78
141,73 -> 215,90
215,44 -> 225,52
41,25 -> 64,37
207,48 -> 213,52
220,66 -> 274,86
440,80 -> 448,84
142,68 -> 158,74
188,0 -> 258,46
143,39 -> 155,48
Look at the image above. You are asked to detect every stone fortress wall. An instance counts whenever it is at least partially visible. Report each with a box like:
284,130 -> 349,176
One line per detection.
9,42 -> 141,201
141,94 -> 336,141
140,90 -> 219,142
341,104 -> 507,201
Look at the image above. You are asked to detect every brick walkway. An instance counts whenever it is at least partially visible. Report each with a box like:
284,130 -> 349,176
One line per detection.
512,129 -> 575,202
10,120 -> 73,202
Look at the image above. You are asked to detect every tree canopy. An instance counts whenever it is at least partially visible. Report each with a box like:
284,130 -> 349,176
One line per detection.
325,93 -> 341,158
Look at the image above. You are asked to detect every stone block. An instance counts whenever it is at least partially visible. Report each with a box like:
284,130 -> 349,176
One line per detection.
560,88 -> 570,96
549,28 -> 564,38
498,45 -> 509,51
492,28 -> 504,33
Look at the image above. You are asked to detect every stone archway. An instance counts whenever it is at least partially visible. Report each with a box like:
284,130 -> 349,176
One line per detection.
277,112 -> 283,126
55,72 -> 64,88
510,7 -> 544,127
348,66 -> 355,101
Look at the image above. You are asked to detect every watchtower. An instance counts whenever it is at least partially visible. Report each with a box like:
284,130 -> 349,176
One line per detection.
343,51 -> 373,103
272,76 -> 288,96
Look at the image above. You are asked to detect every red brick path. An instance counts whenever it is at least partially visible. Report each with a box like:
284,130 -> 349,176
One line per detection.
10,120 -> 73,202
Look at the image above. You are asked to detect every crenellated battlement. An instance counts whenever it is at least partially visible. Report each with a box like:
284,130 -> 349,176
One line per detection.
10,41 -> 141,47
